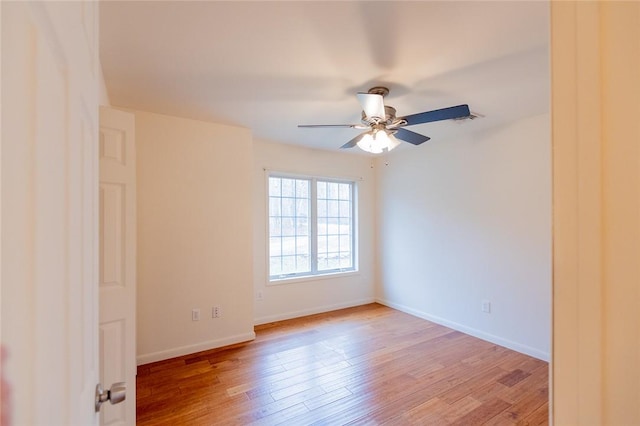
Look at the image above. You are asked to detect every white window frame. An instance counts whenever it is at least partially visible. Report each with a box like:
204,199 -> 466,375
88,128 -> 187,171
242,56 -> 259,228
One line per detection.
267,172 -> 357,282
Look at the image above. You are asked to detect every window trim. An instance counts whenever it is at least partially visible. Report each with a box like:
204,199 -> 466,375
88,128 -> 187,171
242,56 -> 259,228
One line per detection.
266,171 -> 358,283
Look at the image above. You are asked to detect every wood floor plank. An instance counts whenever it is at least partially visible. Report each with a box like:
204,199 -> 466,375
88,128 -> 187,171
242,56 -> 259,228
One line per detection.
393,396 -> 451,425
438,366 -> 508,404
519,401 -> 551,425
335,346 -> 524,425
449,397 -> 512,426
303,386 -> 352,411
136,303 -> 549,425
496,386 -> 549,424
497,369 -> 532,387
493,365 -> 550,405
442,396 -> 484,423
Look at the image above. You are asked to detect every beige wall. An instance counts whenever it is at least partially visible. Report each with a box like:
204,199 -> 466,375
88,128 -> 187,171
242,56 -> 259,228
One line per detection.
252,140 -> 376,324
135,110 -> 254,364
552,2 -> 640,424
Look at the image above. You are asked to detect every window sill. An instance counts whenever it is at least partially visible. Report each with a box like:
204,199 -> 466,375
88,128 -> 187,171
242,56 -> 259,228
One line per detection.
268,270 -> 359,286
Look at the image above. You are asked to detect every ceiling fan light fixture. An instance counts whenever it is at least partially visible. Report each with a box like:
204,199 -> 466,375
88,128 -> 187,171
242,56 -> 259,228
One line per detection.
357,133 -> 383,154
386,132 -> 401,151
356,129 -> 400,154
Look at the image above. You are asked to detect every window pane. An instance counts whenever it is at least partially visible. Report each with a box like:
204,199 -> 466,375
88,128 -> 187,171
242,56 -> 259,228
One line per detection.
339,218 -> 350,234
328,200 -> 339,217
282,179 -> 295,197
269,197 -> 281,216
317,199 -> 327,217
318,235 -> 327,253
327,254 -> 340,270
327,218 -> 339,235
328,235 -> 339,252
269,177 -> 281,197
339,200 -> 350,217
282,237 -> 296,255
327,182 -> 339,199
269,217 -> 281,237
339,235 -> 350,251
270,238 -> 281,256
317,218 -> 327,235
296,255 -> 310,272
270,257 -> 282,275
282,255 -> 296,274
282,198 -> 295,216
317,257 -> 328,271
340,254 -> 352,268
315,180 -> 355,273
296,180 -> 309,198
317,181 -> 327,198
296,218 -> 309,236
282,218 -> 295,236
296,199 -> 309,217
296,236 -> 309,255
339,183 -> 350,200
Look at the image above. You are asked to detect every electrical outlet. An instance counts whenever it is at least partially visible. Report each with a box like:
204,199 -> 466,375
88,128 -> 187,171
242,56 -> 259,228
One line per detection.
481,300 -> 491,314
212,306 -> 221,318
192,309 -> 200,321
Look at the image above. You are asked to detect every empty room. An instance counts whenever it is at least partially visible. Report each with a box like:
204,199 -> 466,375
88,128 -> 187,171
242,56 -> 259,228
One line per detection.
2,1 -> 639,426
99,2 -> 552,423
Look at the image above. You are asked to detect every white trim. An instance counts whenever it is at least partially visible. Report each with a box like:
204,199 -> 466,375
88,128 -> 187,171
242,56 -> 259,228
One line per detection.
136,332 -> 256,365
263,167 -> 364,182
376,298 -> 550,362
268,270 -> 360,286
311,175 -> 318,274
254,298 -> 375,326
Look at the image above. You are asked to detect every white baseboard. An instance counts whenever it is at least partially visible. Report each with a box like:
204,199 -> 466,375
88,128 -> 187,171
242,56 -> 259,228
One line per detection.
254,297 -> 376,326
136,331 -> 256,365
376,298 -> 550,362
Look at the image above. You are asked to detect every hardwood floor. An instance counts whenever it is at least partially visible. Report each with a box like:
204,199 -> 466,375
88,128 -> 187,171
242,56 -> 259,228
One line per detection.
137,304 -> 548,425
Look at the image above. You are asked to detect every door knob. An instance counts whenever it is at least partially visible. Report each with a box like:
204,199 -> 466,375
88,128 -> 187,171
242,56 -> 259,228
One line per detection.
95,382 -> 126,412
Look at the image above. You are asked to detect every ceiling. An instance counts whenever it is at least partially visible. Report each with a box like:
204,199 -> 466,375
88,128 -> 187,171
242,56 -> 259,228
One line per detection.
99,1 -> 550,153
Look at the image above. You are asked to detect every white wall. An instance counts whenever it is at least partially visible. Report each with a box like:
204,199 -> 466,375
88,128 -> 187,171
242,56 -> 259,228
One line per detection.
252,140 -> 376,324
135,110 -> 254,364
376,113 -> 551,360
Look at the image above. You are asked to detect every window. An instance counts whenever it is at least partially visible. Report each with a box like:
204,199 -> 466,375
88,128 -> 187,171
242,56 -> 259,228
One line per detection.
268,174 -> 356,280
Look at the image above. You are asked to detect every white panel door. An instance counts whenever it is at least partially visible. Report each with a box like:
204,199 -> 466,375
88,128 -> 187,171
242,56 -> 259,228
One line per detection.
1,1 -> 99,424
99,107 -> 136,426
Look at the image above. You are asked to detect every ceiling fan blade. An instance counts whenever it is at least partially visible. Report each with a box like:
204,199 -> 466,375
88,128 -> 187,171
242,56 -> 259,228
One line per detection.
357,93 -> 386,120
394,128 -> 431,145
399,104 -> 471,126
340,132 -> 369,149
298,124 -> 367,129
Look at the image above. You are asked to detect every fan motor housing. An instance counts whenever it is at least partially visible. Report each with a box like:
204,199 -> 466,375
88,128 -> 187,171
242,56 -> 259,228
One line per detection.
367,86 -> 390,97
361,105 -> 397,126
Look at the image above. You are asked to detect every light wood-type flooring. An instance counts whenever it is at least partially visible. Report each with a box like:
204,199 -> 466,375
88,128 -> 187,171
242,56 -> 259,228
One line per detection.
137,303 -> 549,425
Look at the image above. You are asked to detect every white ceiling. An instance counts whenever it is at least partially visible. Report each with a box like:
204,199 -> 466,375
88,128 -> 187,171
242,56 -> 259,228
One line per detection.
100,1 -> 550,153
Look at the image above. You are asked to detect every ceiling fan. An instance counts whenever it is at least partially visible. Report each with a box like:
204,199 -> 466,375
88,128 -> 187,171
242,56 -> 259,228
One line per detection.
298,87 -> 471,154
